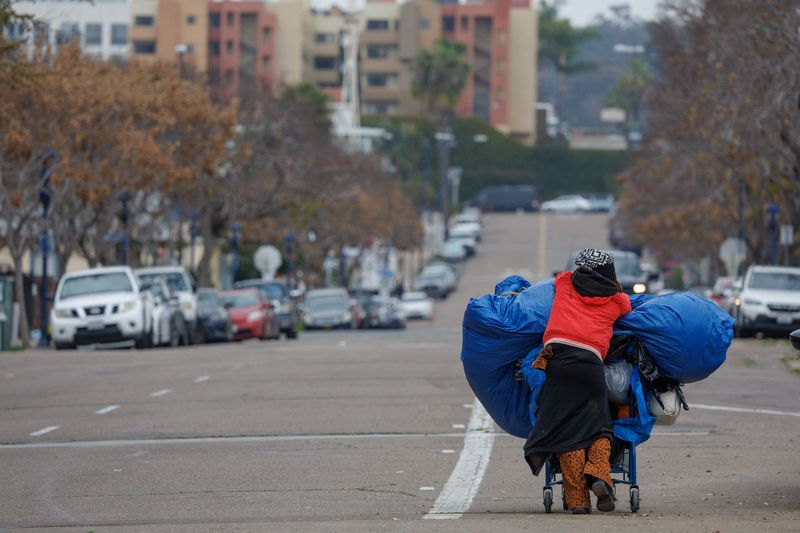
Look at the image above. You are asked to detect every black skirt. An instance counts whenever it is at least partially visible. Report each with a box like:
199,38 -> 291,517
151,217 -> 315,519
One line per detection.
524,343 -> 613,476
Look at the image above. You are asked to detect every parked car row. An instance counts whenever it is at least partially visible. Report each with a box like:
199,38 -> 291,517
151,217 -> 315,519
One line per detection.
299,287 -> 422,330
50,265 -> 298,350
541,193 -> 615,214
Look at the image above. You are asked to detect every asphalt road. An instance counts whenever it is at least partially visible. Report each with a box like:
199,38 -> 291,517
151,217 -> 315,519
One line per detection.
1,213 -> 799,532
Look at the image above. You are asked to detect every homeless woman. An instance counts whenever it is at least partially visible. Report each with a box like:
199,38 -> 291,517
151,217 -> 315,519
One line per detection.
523,249 -> 631,514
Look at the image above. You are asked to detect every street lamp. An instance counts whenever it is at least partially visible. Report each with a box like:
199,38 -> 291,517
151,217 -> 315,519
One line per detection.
284,233 -> 295,290
37,152 -> 54,348
118,189 -> 131,265
435,128 -> 455,240
768,203 -> 779,266
229,223 -> 241,287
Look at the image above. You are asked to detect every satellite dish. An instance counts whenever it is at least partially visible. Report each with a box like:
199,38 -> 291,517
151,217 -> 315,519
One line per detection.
254,245 -> 282,281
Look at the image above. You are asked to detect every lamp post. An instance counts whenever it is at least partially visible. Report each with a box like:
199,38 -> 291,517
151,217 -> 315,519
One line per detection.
436,127 -> 455,241
118,189 -> 131,265
284,233 -> 295,290
229,223 -> 241,287
37,153 -> 54,348
768,203 -> 779,266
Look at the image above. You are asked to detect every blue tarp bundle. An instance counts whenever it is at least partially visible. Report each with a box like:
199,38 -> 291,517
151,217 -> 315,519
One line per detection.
461,276 -> 734,439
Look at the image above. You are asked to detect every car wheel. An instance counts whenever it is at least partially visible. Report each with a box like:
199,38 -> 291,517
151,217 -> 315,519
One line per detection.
734,311 -> 753,338
286,328 -> 298,340
169,319 -> 181,347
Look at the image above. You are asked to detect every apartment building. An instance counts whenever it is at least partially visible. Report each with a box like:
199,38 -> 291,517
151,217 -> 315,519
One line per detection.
358,0 -> 538,145
306,7 -> 347,96
129,0 -> 209,71
12,0 -> 132,61
207,1 -> 276,101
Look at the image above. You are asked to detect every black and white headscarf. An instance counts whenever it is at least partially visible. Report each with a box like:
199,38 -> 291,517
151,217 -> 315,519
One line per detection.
574,248 -> 615,269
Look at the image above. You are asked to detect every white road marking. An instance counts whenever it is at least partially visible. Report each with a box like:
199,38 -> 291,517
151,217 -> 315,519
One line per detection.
94,405 -> 119,415
419,486 -> 435,491
692,403 -> 800,418
149,389 -> 172,397
424,398 -> 495,521
652,431 -> 710,436
537,212 -> 548,279
451,424 -> 465,429
193,375 -> 210,383
441,449 -> 456,454
29,426 -> 59,437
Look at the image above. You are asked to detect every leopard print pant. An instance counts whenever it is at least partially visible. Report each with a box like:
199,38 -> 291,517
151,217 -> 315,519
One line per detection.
558,438 -> 614,510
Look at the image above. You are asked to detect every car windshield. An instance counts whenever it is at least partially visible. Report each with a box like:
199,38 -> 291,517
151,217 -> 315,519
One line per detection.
444,242 -> 464,252
139,272 -> 190,293
222,294 -> 260,308
749,272 -> 800,291
60,272 -> 133,300
614,255 -> 643,278
197,292 -> 221,307
306,295 -> 347,311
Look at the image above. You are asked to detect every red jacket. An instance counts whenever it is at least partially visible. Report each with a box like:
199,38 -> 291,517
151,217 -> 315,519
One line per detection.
543,272 -> 631,360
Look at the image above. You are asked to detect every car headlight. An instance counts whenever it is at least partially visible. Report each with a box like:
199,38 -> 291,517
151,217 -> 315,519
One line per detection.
247,310 -> 263,322
119,300 -> 137,313
54,307 -> 72,318
734,297 -> 741,306
633,283 -> 647,294
742,298 -> 762,306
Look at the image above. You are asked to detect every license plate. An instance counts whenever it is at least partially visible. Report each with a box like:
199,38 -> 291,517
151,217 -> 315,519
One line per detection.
776,315 -> 793,325
87,319 -> 104,330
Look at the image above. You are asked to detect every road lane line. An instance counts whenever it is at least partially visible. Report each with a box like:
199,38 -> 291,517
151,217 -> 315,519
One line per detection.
193,376 -> 210,383
537,213 -> 548,279
692,403 -> 800,417
424,398 -> 494,521
29,426 -> 59,437
149,389 -> 172,397
94,405 -> 119,415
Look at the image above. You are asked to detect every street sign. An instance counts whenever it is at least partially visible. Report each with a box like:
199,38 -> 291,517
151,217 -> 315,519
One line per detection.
719,237 -> 747,276
780,225 -> 794,245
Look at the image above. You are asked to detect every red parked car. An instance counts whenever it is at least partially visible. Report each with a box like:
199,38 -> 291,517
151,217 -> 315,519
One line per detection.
220,289 -> 280,341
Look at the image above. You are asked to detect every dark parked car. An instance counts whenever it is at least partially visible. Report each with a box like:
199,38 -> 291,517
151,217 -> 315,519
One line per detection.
302,288 -> 355,329
234,279 -> 299,339
475,185 -> 540,212
196,288 -> 233,342
415,270 -> 455,299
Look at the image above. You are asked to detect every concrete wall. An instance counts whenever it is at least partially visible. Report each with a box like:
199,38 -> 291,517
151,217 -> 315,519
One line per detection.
508,2 -> 537,144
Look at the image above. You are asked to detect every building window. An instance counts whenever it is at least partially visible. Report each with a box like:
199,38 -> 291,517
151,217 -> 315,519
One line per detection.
225,68 -> 234,83
366,45 -> 393,59
56,23 -> 80,45
314,32 -> 335,44
226,40 -> 234,54
262,55 -> 270,69
85,23 -> 102,45
262,27 -> 271,43
366,19 -> 389,30
314,56 -> 336,70
442,16 -> 455,32
184,43 -> 195,53
209,41 -> 220,56
460,16 -> 468,31
134,15 -> 154,26
226,13 -> 234,26
133,40 -> 156,54
364,101 -> 395,115
420,19 -> 429,29
187,15 -> 196,25
210,13 -> 220,28
111,24 -> 128,45
366,73 -> 391,87
33,22 -> 49,46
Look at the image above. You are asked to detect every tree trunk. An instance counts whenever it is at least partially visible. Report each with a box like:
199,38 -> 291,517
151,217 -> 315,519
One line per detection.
196,207 -> 216,287
11,253 -> 30,348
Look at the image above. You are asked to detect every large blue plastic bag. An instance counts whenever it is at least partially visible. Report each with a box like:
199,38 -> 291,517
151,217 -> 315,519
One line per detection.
615,293 -> 734,383
612,368 -> 656,446
460,277 -> 553,438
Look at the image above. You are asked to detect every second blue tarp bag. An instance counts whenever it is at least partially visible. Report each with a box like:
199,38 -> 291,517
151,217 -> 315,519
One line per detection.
461,276 -> 734,439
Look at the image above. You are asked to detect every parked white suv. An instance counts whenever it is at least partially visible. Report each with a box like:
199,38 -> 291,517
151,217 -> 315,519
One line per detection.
734,265 -> 800,337
51,266 -> 155,349
135,266 -> 199,342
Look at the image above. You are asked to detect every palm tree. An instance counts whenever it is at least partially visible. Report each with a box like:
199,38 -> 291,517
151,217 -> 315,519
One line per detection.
411,39 -> 469,127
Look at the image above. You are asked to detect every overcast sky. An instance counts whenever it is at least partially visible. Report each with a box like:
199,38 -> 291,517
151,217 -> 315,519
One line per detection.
310,0 -> 661,26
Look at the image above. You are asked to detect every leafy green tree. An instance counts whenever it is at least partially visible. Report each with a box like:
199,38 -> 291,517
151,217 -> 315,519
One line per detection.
606,59 -> 651,146
538,0 -> 597,124
411,39 -> 469,126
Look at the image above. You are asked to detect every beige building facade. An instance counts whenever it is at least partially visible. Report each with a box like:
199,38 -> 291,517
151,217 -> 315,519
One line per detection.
129,0 -> 209,72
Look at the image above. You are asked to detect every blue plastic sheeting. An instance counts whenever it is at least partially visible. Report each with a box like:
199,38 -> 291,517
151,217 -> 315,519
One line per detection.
461,276 -> 733,439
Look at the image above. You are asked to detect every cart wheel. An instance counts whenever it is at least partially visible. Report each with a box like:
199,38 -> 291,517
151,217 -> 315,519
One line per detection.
543,487 -> 553,514
629,486 -> 640,513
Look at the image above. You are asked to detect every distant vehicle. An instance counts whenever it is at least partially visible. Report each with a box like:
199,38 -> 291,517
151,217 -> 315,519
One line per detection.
220,289 -> 279,341
147,279 -> 190,346
450,221 -> 482,242
733,265 -> 800,337
196,288 -> 233,342
562,250 -> 652,295
365,296 -> 406,329
302,288 -> 354,329
541,195 -> 592,214
51,266 -> 155,350
448,234 -> 476,257
352,290 -> 378,329
400,291 -> 434,320
580,193 -> 615,212
442,240 -> 468,262
455,209 -> 482,226
475,185 -> 539,212
710,276 -> 737,308
791,328 -> 800,350
135,266 -> 199,342
415,269 -> 456,299
424,262 -> 460,286
234,279 -> 299,339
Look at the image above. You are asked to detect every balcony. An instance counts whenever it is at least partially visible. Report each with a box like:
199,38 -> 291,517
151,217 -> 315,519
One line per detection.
361,29 -> 398,46
361,57 -> 402,73
362,85 -> 401,101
